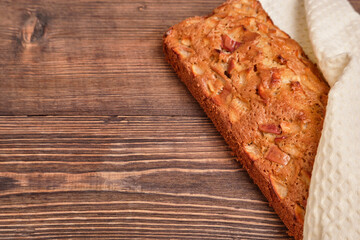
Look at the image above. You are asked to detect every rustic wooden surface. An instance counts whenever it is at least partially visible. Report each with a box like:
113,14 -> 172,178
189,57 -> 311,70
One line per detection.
0,0 -> 359,239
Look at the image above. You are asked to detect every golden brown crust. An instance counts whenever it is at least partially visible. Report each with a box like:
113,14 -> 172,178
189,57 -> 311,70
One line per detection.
163,1 -> 329,239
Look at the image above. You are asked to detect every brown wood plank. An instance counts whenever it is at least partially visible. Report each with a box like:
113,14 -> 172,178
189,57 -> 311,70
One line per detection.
0,115 -> 289,239
0,0 -> 226,116
350,0 -> 360,11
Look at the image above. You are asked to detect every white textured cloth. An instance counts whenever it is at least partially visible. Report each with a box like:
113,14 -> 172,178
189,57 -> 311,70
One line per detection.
259,0 -> 360,239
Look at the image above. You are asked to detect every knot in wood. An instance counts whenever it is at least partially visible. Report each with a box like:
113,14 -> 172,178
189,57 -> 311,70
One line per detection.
21,13 -> 47,45
137,3 -> 147,11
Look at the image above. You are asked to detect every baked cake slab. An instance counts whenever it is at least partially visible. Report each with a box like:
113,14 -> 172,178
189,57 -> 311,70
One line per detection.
163,0 -> 330,239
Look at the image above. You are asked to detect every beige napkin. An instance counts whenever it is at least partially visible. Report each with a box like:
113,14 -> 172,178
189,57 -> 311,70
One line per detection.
259,0 -> 360,239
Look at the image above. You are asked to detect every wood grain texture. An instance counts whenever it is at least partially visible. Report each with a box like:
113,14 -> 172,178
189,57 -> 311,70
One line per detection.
0,0 -> 226,116
0,116 -> 289,239
0,0 -> 359,239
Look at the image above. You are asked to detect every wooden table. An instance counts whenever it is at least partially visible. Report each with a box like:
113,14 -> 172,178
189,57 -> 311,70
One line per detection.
0,1 -> 359,239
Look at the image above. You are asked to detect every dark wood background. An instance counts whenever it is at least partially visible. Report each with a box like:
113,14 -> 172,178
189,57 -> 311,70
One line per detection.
0,1 -> 359,239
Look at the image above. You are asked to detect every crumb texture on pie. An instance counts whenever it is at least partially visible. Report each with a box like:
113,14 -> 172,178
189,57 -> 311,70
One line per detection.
163,0 -> 330,239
